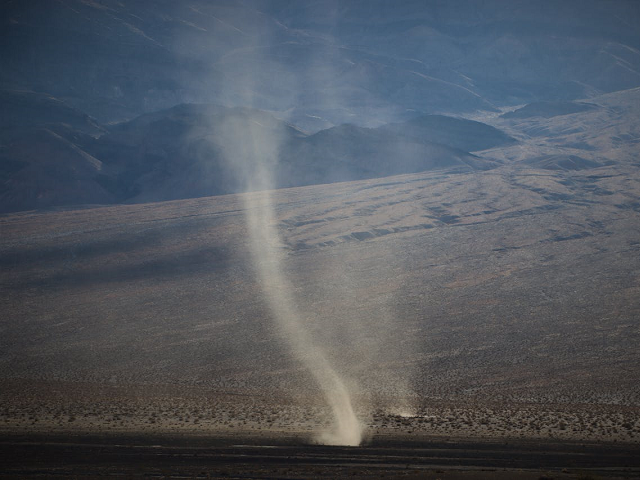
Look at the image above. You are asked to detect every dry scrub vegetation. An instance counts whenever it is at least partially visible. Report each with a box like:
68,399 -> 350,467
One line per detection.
1,380 -> 638,444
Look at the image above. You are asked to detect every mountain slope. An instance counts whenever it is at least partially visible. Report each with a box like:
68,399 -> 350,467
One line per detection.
378,115 -> 516,152
6,81 -> 640,214
3,1 -> 639,126
1,161 -> 638,405
0,90 -> 103,134
92,106 -> 500,203
0,128 -> 114,213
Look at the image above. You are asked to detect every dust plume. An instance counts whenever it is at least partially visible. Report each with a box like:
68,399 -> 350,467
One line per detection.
208,2 -> 424,445
217,112 -> 363,446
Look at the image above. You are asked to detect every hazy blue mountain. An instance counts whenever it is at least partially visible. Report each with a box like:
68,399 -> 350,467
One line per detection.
0,91 -> 112,212
378,115 -> 515,152
87,105 -> 498,205
0,90 -> 103,134
278,123 -> 493,188
0,100 -> 509,211
0,128 -> 113,213
2,0 -> 640,212
2,0 -> 639,126
89,104 -> 307,203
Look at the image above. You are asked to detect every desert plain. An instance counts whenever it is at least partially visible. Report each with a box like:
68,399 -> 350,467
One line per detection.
2,87 -> 640,478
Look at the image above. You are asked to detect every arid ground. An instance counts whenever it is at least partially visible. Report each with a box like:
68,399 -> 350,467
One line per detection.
1,89 -> 640,478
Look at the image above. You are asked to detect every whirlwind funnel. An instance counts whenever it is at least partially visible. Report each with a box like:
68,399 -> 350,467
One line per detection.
218,114 -> 363,446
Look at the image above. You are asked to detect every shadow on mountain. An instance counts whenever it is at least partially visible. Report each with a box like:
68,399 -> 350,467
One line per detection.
0,90 -> 104,134
3,1 -> 639,125
378,115 -> 516,151
278,123 -> 497,188
0,128 -> 114,213
0,103 -> 505,211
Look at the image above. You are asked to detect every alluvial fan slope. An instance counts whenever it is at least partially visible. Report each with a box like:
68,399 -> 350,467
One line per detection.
1,88 -> 640,442
1,163 -> 639,390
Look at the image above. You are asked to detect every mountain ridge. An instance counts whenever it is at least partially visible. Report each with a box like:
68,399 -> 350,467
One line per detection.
0,101 -> 509,212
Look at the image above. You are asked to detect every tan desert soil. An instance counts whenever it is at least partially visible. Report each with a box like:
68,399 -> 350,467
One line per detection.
1,89 -> 639,478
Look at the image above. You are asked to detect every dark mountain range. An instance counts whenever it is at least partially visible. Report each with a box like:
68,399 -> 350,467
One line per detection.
0,128 -> 113,213
0,90 -> 103,134
89,104 -> 307,203
2,0 -> 640,213
2,0 -> 639,127
278,123 -> 491,188
0,102 -> 506,212
93,105 -> 500,201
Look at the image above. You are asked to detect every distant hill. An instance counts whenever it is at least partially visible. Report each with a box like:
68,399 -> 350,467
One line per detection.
0,128 -> 113,213
2,1 -> 639,126
278,123 -> 495,188
0,90 -> 111,212
0,103 -> 508,212
88,104 -> 307,203
378,115 -> 515,152
0,90 -> 103,134
92,105 -> 500,203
